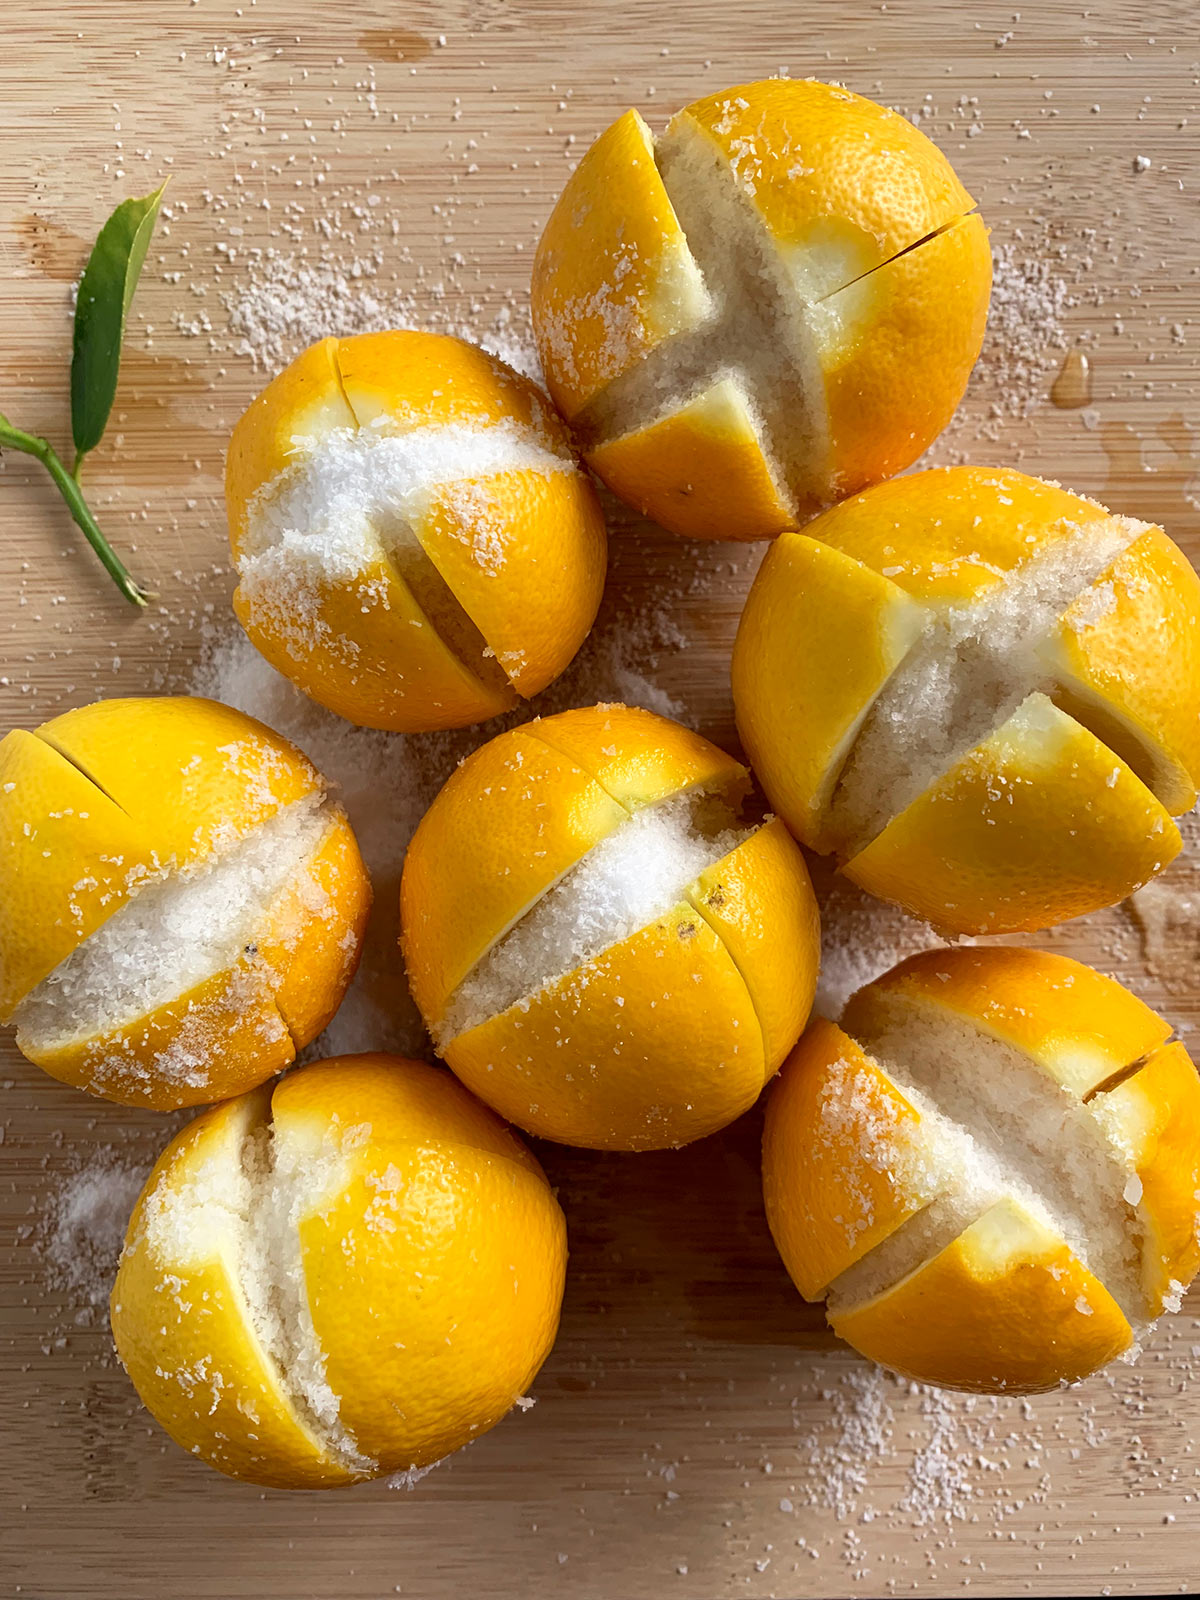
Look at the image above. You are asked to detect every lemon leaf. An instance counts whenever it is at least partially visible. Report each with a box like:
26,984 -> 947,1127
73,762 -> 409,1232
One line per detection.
70,180 -> 168,463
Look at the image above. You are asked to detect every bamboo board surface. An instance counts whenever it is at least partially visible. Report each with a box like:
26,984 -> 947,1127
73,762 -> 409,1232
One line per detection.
2,3 -> 1200,1596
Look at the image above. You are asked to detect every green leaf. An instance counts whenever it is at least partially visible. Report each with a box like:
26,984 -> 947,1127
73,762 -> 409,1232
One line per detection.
70,180 -> 168,463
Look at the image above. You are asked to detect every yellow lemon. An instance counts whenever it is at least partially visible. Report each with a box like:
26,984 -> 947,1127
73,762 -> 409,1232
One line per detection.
400,703 -> 819,1151
226,330 -> 607,732
111,1054 -> 567,1487
0,696 -> 370,1109
733,465 -> 1200,934
763,947 -> 1200,1393
532,79 -> 989,540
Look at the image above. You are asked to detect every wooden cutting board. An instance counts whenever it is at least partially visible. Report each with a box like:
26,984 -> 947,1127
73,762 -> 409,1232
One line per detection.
2,3 -> 1199,1595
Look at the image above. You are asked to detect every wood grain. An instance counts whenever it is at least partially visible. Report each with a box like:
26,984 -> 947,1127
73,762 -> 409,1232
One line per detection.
3,3 -> 1200,1596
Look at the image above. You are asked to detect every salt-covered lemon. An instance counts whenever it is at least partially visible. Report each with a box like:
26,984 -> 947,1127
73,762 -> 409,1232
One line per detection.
531,78 -> 990,540
111,1054 -> 567,1488
0,696 -> 370,1109
400,703 -> 820,1151
732,465 -> 1200,934
225,330 -> 607,732
763,946 -> 1200,1393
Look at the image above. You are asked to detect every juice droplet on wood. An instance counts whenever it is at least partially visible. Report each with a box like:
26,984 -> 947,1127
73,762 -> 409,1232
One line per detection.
1050,349 -> 1093,409
1101,414 -> 1200,534
357,28 -> 432,63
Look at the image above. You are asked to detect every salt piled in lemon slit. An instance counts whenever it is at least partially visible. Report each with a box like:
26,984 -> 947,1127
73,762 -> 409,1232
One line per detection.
226,329 -> 607,732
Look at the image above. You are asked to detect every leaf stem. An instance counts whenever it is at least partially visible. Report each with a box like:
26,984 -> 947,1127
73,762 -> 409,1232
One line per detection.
0,415 -> 150,607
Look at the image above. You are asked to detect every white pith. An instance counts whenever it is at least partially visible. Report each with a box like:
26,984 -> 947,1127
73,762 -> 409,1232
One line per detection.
824,994 -> 1154,1333
570,114 -> 978,514
828,1189 -> 990,1311
655,118 -> 833,508
14,794 -> 335,1056
571,118 -> 832,514
827,513 -> 1153,857
438,788 -> 753,1046
139,1100 -> 374,1474
236,418 -> 574,687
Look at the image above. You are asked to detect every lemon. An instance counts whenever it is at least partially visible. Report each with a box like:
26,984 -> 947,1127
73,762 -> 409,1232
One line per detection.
226,330 -> 607,732
401,703 -> 819,1151
0,696 -> 369,1109
733,465 -> 1200,934
532,80 -> 990,539
763,948 -> 1200,1393
111,1054 -> 567,1488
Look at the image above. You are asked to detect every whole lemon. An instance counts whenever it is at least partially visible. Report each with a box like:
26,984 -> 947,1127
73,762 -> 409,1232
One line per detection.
226,330 -> 606,732
532,79 -> 990,539
401,703 -> 820,1150
733,465 -> 1200,933
0,696 -> 369,1109
764,947 -> 1200,1393
112,1054 -> 567,1487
